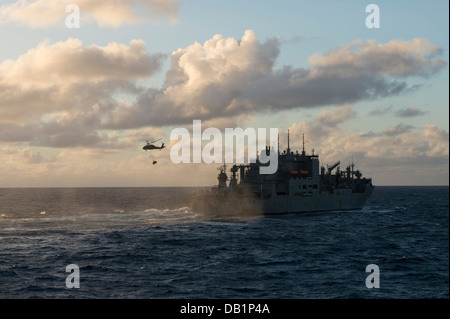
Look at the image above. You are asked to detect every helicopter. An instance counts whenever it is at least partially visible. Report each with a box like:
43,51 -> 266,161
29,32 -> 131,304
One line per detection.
143,138 -> 165,151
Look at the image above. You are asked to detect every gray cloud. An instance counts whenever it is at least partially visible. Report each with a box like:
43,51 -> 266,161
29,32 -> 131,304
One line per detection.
383,124 -> 415,136
394,106 -> 428,117
360,124 -> 415,138
369,105 -> 394,116
280,35 -> 322,45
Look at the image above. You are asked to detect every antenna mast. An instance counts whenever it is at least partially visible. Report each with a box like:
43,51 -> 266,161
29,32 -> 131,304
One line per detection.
287,129 -> 290,154
351,154 -> 354,179
302,133 -> 305,156
277,133 -> 280,154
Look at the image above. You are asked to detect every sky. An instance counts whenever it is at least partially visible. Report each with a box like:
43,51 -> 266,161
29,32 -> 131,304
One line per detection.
0,0 -> 448,187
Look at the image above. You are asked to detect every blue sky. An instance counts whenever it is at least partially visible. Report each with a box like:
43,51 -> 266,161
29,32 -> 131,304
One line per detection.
0,0 -> 448,186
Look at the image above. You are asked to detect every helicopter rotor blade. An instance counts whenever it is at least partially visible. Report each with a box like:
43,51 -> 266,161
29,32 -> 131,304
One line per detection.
149,138 -> 162,143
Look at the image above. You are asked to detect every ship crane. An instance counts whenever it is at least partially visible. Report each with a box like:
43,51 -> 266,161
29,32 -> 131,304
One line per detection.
327,161 -> 340,175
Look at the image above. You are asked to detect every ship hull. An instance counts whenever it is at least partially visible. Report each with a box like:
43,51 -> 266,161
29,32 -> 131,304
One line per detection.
191,185 -> 374,216
263,186 -> 374,214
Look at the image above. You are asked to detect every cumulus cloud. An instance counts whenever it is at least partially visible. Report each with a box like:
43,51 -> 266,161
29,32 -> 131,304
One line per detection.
0,38 -> 166,148
0,0 -> 181,28
106,30 -> 281,128
285,106 -> 449,185
107,30 -> 446,129
0,30 -> 447,153
308,38 -> 445,77
285,104 -> 356,148
383,124 -> 415,136
0,38 -> 164,121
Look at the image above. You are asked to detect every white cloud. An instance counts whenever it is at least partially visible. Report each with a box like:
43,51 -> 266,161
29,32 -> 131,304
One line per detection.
108,31 -> 446,129
0,38 -> 165,147
0,0 -> 181,28
2,30 -> 445,145
308,38 -> 445,77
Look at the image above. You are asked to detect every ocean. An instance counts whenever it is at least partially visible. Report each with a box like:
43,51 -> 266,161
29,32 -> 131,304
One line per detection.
0,186 -> 448,300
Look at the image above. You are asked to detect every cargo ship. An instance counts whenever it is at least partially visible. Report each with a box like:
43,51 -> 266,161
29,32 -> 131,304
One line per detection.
191,132 -> 374,215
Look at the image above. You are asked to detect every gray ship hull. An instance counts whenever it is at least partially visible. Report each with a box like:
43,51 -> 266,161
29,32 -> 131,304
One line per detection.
262,187 -> 374,214
191,185 -> 374,216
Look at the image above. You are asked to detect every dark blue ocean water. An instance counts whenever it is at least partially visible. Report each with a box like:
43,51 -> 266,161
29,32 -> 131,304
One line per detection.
0,186 -> 448,299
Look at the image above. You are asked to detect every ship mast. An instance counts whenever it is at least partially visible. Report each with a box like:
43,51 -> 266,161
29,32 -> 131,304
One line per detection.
278,133 -> 280,154
287,129 -> 290,154
302,133 -> 305,156
351,154 -> 354,179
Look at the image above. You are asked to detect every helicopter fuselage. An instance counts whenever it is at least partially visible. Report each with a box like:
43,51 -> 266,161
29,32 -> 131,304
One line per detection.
143,144 -> 165,151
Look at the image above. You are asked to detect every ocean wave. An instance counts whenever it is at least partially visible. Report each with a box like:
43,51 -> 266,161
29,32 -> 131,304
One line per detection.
0,207 -> 201,233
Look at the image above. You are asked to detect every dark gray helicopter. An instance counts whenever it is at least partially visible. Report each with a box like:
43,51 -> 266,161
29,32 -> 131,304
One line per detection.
143,138 -> 165,151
